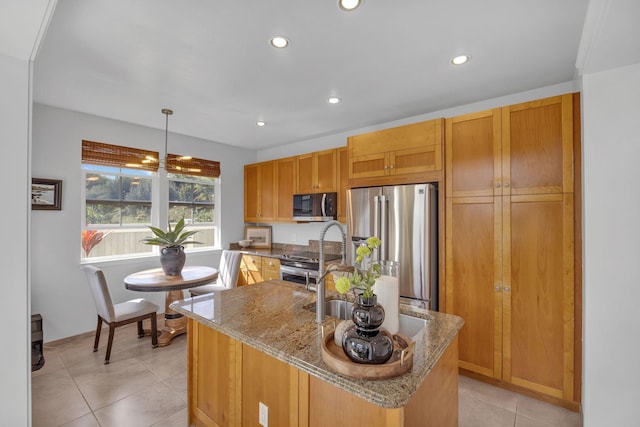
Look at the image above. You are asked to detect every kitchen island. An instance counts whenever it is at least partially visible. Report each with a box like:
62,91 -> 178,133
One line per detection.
172,280 -> 463,427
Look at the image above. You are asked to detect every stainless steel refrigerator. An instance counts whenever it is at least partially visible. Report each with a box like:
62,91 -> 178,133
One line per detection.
346,183 -> 438,310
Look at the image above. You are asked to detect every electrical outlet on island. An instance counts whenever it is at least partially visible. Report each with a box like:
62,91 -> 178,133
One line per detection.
259,401 -> 268,427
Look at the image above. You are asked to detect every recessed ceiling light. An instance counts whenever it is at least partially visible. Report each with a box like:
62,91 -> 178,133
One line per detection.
270,36 -> 290,48
256,121 -> 266,127
339,0 -> 362,11
451,55 -> 470,65
328,96 -> 341,104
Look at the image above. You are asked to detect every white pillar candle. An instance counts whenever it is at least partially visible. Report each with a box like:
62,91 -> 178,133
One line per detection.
373,275 -> 399,335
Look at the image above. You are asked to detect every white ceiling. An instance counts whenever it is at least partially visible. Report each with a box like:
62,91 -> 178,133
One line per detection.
26,0 -> 606,150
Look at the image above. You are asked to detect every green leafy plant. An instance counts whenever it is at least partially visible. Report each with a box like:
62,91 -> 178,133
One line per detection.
334,237 -> 382,298
141,218 -> 202,247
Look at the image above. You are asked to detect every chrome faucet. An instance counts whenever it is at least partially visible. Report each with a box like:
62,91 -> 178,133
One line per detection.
316,220 -> 347,323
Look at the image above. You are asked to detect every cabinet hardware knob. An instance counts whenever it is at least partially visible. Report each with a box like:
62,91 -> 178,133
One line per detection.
504,182 -> 510,187
390,164 -> 395,168
495,286 -> 501,291
504,287 -> 511,292
495,183 -> 501,188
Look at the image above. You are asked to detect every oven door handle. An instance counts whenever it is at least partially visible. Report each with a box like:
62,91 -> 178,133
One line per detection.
280,265 -> 319,277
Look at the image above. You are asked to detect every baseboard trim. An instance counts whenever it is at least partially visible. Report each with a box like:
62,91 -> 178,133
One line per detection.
43,313 -> 164,348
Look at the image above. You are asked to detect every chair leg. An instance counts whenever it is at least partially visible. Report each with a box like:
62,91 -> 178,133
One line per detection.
137,320 -> 144,338
150,314 -> 158,348
93,316 -> 102,352
104,323 -> 116,364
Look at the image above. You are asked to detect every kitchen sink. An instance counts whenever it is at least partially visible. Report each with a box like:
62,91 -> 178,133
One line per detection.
305,299 -> 428,340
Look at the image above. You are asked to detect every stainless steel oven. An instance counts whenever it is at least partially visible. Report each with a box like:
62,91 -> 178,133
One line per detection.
280,265 -> 319,287
279,252 -> 341,289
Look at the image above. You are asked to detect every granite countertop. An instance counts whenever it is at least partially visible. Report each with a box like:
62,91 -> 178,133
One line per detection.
171,280 -> 463,409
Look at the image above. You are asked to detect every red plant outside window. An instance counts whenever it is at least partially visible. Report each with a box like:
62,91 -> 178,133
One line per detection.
82,229 -> 110,257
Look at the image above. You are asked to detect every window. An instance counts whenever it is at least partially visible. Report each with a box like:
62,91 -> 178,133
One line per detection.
168,173 -> 217,247
81,140 -> 220,261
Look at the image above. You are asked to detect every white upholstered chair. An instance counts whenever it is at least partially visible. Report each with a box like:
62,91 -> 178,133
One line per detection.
189,250 -> 243,296
84,265 -> 159,364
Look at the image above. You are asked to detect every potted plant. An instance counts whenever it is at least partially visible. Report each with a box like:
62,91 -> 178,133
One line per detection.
141,218 -> 202,276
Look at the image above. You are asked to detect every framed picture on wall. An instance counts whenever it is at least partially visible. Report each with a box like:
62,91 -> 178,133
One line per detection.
244,226 -> 272,248
31,178 -> 62,210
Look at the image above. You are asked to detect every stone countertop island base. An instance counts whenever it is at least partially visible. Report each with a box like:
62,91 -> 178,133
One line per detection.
171,280 -> 464,427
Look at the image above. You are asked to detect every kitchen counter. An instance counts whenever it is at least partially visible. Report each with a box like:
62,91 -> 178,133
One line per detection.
171,279 -> 463,409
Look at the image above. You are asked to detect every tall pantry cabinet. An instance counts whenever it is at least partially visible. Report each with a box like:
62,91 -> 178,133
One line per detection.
444,94 -> 578,404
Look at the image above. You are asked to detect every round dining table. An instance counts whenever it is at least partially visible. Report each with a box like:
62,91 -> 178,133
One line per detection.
124,265 -> 218,346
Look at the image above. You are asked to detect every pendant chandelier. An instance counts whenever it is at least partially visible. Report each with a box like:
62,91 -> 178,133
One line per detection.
135,108 -> 220,177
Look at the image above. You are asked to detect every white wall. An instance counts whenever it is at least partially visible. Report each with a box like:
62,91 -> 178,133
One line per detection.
31,104 -> 254,341
582,62 -> 640,426
0,53 -> 32,425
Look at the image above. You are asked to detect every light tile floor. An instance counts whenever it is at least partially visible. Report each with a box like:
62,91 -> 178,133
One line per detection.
32,320 -> 582,426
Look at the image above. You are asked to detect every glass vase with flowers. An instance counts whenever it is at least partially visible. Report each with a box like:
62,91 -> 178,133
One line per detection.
333,237 -> 394,364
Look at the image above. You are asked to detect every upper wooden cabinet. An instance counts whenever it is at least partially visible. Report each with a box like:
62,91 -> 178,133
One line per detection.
445,94 -> 574,198
336,147 -> 349,223
348,118 -> 443,184
244,161 -> 276,222
296,148 -> 337,193
275,156 -> 297,222
445,93 -> 578,404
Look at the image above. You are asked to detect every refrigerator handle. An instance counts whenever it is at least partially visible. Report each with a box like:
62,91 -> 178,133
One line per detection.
373,195 -> 381,262
380,194 -> 388,260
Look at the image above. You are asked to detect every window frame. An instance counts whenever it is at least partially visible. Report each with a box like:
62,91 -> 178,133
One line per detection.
81,163 -> 221,264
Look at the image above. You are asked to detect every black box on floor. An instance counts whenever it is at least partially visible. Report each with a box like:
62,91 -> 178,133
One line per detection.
31,314 -> 45,372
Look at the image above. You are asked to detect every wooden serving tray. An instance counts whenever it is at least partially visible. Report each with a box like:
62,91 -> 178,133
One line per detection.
321,330 -> 414,380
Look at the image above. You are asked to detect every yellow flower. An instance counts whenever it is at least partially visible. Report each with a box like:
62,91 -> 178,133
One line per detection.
335,236 -> 382,298
366,236 -> 381,247
335,277 -> 351,294
355,244 -> 370,263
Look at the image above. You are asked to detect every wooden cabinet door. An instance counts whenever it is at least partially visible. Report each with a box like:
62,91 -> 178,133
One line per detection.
244,161 -> 276,222
336,147 -> 349,222
315,148 -> 337,192
240,254 -> 262,285
445,196 -> 503,380
296,153 -> 315,194
244,163 -> 260,221
348,152 -> 388,179
297,149 -> 337,193
276,156 -> 297,222
258,161 -> 276,221
503,94 -> 574,196
445,109 -> 501,198
503,193 -> 574,401
188,321 -> 241,427
389,145 -> 439,175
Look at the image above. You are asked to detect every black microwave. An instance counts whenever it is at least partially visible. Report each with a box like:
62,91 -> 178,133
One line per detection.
292,193 -> 337,222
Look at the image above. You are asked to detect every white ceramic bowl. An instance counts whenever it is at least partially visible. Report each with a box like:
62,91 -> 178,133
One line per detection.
238,239 -> 252,248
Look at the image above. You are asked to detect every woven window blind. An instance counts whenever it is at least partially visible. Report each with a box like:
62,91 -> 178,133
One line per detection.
166,154 -> 221,178
82,140 -> 160,172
